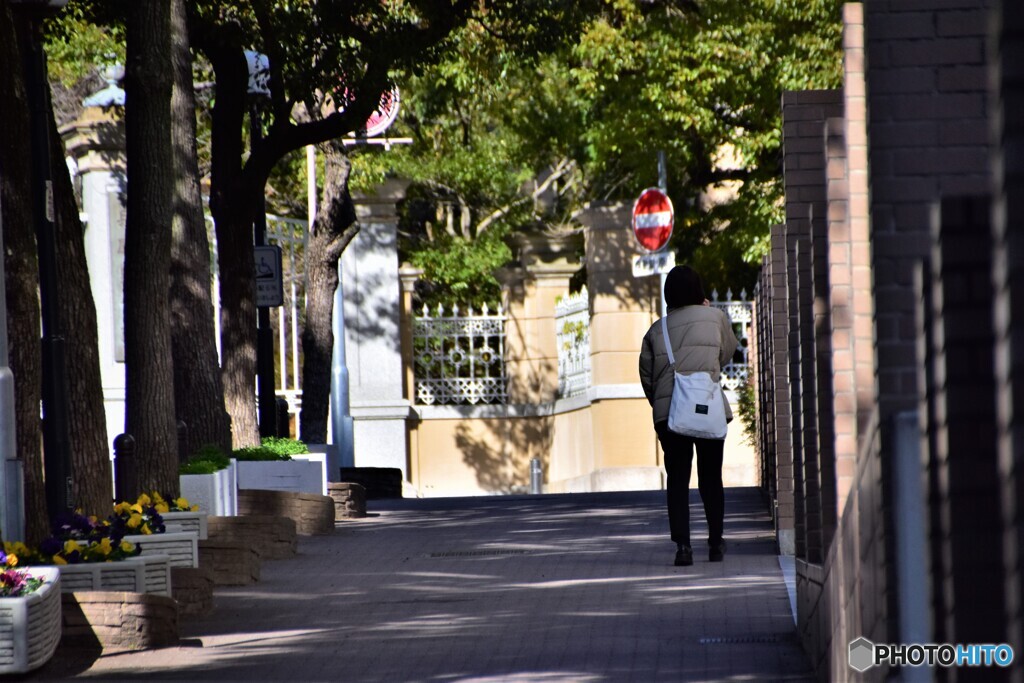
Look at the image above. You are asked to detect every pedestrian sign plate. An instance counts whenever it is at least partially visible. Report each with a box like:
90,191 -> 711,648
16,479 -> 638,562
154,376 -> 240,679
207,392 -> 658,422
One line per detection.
632,251 -> 676,278
254,245 -> 283,307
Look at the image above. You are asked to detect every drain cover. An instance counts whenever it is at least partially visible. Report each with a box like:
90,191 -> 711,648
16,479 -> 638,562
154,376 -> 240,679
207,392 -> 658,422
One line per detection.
429,549 -> 530,558
699,635 -> 782,645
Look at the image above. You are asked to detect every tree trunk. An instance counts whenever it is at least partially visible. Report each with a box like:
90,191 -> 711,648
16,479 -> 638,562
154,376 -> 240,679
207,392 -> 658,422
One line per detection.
124,0 -> 179,496
204,44 -> 260,450
215,206 -> 260,449
0,3 -> 46,544
50,111 -> 113,517
299,146 -> 359,443
168,0 -> 231,459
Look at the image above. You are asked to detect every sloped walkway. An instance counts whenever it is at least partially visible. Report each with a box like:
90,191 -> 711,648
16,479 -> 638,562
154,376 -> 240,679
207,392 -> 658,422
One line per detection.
42,487 -> 812,682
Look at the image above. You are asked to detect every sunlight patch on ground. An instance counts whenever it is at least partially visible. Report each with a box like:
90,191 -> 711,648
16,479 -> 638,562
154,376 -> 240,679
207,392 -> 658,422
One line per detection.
430,673 -> 603,682
506,574 -> 682,590
364,613 -> 494,637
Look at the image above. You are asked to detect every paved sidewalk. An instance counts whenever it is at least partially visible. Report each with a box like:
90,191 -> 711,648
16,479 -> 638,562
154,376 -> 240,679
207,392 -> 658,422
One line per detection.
40,487 -> 812,682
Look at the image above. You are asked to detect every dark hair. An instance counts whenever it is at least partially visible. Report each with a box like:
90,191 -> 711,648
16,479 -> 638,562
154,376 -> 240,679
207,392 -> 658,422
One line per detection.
664,265 -> 705,308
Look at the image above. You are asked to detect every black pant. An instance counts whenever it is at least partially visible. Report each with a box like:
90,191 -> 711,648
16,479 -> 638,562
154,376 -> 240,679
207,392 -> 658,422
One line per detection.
655,421 -> 725,547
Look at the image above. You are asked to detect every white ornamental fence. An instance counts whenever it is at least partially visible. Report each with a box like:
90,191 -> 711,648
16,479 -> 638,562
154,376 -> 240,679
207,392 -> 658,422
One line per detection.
410,287 -> 753,406
412,303 -> 508,406
555,287 -> 591,399
709,288 -> 754,393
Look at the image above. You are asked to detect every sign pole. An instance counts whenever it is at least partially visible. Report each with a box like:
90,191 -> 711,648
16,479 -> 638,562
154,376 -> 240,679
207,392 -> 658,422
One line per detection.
657,151 -> 668,318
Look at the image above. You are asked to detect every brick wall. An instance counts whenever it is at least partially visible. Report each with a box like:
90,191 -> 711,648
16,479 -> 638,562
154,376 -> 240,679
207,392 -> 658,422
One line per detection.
770,223 -> 796,554
753,1 -> 1008,677
927,196 -> 1006,653
782,89 -> 843,567
865,0 -> 992,416
991,0 -> 1024,663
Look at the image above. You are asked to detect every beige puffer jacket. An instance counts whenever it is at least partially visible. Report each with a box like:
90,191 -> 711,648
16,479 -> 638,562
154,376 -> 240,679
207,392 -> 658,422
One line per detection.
638,304 -> 739,427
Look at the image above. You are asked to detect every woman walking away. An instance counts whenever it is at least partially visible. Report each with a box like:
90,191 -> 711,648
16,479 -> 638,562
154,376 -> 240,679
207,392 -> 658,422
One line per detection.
639,265 -> 739,567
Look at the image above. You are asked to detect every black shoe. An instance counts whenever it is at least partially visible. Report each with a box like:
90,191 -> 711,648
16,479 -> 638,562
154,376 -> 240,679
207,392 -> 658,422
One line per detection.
674,545 -> 693,566
709,541 -> 725,562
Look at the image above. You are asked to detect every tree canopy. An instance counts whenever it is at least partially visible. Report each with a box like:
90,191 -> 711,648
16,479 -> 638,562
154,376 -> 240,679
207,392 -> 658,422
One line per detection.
361,0 -> 844,297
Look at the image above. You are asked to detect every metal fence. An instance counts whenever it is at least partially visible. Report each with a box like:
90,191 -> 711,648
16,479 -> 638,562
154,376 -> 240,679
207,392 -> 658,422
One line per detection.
709,288 -> 753,393
412,303 -> 508,406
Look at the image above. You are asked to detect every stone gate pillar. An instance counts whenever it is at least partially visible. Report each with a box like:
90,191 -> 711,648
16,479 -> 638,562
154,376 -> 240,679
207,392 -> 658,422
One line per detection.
342,179 -> 414,483
500,231 -> 583,405
578,202 -> 663,490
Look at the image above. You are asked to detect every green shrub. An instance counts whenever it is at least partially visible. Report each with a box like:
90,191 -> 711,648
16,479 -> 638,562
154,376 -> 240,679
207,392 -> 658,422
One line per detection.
736,375 -> 757,448
260,436 -> 309,456
179,444 -> 231,475
232,437 -> 307,462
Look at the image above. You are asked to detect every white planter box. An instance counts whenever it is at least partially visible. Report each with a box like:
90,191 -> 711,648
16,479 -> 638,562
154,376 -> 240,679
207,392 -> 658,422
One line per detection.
124,532 -> 198,569
180,459 -> 238,516
0,567 -> 62,675
237,456 -> 326,495
161,511 -> 208,540
49,554 -> 172,596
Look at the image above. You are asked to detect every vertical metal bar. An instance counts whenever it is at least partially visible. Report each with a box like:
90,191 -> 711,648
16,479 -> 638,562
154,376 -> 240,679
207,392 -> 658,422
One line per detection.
290,223 -> 300,396
252,105 -> 276,438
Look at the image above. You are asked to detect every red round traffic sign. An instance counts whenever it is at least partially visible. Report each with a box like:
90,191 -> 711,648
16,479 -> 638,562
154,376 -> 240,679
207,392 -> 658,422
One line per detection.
631,188 -> 674,252
363,86 -> 400,137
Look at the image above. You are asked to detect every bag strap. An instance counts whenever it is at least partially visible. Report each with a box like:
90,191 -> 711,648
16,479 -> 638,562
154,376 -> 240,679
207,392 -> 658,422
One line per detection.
660,317 -> 676,367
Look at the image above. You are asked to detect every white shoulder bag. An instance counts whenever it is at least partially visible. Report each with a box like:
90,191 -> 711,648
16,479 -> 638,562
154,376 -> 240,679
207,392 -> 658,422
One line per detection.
661,317 -> 728,440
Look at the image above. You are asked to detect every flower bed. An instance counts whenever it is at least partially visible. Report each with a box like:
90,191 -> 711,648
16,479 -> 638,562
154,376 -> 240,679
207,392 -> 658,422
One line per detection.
123,532 -> 199,569
0,566 -> 61,675
52,554 -> 171,597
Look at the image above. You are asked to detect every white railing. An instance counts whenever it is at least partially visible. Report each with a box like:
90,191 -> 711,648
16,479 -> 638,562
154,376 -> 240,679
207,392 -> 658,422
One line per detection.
710,288 -> 753,393
412,303 -> 507,405
266,215 -> 307,423
555,287 -> 591,399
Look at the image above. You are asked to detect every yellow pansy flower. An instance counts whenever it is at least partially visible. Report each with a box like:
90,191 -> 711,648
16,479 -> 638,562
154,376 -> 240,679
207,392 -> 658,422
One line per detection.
137,493 -> 151,506
5,553 -> 17,567
130,503 -> 143,514
97,538 -> 113,554
155,502 -> 169,514
53,556 -> 67,565
174,497 -> 193,511
114,502 -> 131,515
120,540 -> 135,553
127,513 -> 143,529
63,539 -> 82,555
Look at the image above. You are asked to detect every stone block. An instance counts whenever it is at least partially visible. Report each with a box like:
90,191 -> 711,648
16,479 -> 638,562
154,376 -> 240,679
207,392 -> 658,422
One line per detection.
327,482 -> 367,519
197,539 -> 260,586
60,591 -> 178,654
237,489 -> 335,535
171,567 -> 214,617
207,514 -> 297,559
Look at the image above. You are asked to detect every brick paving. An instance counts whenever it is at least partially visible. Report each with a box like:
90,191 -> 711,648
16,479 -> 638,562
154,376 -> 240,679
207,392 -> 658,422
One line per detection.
39,487 -> 812,682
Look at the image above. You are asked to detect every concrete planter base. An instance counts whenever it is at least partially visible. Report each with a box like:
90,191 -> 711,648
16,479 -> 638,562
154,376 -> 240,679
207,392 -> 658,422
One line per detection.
161,511 -> 208,540
47,555 -> 172,597
124,532 -> 199,569
0,567 -> 62,675
180,460 -> 238,516
237,457 -> 326,496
